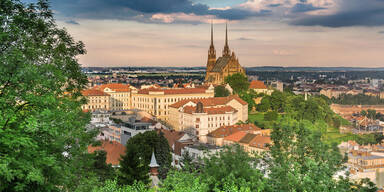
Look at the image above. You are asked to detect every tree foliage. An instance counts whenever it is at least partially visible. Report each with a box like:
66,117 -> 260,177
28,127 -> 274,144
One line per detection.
0,0 -> 97,191
118,131 -> 171,185
267,117 -> 377,192
214,85 -> 230,97
332,94 -> 384,105
224,73 -> 249,94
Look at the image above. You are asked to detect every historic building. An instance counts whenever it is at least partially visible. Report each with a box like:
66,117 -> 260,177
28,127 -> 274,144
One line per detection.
205,23 -> 246,85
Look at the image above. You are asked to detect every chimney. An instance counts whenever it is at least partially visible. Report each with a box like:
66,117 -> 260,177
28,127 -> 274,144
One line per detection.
149,151 -> 159,176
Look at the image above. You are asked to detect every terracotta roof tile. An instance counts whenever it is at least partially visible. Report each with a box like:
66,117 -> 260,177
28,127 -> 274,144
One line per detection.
138,88 -> 207,95
249,80 -> 267,89
224,131 -> 248,142
249,135 -> 272,149
157,129 -> 185,149
183,106 -> 236,114
94,83 -> 131,92
208,124 -> 261,138
169,95 -> 247,108
82,89 -> 110,96
88,140 -> 126,166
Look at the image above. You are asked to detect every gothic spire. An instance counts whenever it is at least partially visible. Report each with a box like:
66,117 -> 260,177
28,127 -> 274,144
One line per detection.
223,22 -> 230,56
210,21 -> 213,47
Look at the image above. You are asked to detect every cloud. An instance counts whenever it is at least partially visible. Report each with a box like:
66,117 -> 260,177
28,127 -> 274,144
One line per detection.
43,0 -> 270,23
291,0 -> 384,27
65,20 -> 79,25
291,3 -> 325,13
379,31 -> 384,34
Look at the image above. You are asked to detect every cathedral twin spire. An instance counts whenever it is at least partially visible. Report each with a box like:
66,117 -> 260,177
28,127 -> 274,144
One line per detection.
209,22 -> 231,58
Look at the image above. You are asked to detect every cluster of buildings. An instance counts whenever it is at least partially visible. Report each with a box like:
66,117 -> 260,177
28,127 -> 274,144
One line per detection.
85,24 -> 274,176
339,141 -> 384,188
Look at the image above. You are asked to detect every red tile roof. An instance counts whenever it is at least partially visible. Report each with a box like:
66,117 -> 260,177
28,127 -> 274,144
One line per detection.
183,106 -> 236,114
138,88 -> 207,95
208,124 -> 261,138
249,80 -> 267,89
224,131 -> 248,142
82,89 -> 110,96
249,135 -> 272,149
94,83 -> 131,92
157,129 -> 185,149
169,95 -> 247,108
88,140 -> 126,166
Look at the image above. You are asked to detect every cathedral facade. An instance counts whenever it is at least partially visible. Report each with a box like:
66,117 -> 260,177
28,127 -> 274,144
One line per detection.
205,23 -> 246,85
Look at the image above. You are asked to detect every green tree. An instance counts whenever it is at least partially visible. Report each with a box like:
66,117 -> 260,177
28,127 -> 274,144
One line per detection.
159,170 -> 209,192
201,145 -> 266,191
118,144 -> 150,185
214,85 -> 230,97
93,150 -> 116,183
267,117 -> 377,191
257,96 -> 271,112
118,131 -> 171,185
0,0 -> 96,191
224,73 -> 249,93
93,180 -> 152,192
264,111 -> 278,121
367,109 -> 377,120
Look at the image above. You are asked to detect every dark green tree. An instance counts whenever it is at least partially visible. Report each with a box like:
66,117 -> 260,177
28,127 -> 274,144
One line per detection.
224,73 -> 249,93
93,150 -> 116,183
118,131 -> 171,185
214,85 -> 230,97
118,144 -> 150,185
264,111 -> 278,121
257,96 -> 271,112
0,0 -> 96,191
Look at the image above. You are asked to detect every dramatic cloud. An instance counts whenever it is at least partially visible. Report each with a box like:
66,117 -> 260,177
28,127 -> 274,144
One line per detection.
291,3 -> 325,13
292,0 -> 384,27
43,0 -> 270,23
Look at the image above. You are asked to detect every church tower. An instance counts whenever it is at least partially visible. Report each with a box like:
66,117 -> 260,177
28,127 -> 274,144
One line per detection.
206,22 -> 216,72
222,23 -> 230,57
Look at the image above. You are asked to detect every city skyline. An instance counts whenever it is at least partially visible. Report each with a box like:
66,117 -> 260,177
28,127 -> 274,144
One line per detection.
24,0 -> 384,67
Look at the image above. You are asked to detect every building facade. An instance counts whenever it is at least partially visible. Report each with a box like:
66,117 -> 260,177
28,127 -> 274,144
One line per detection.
168,95 -> 248,133
131,86 -> 215,121
94,83 -> 133,111
81,89 -> 110,112
205,23 -> 246,85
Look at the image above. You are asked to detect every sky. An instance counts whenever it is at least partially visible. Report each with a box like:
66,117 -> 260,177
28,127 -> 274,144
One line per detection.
23,0 -> 384,67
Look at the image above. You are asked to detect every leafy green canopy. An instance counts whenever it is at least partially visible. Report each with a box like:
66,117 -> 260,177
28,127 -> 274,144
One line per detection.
118,131 -> 172,185
267,117 -> 377,192
225,73 -> 250,94
0,0 -> 97,191
214,85 -> 230,97
332,94 -> 384,105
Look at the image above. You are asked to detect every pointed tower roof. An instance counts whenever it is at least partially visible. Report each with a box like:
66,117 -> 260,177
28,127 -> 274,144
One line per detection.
223,22 -> 230,56
210,21 -> 214,47
149,151 -> 159,168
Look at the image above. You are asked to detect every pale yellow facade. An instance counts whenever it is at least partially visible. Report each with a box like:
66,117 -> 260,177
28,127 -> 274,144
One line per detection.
130,88 -> 214,121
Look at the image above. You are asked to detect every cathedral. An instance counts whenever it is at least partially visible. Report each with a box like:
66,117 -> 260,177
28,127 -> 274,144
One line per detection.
205,23 -> 246,85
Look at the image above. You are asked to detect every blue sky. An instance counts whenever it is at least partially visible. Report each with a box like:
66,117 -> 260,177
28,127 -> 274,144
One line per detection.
22,0 -> 384,67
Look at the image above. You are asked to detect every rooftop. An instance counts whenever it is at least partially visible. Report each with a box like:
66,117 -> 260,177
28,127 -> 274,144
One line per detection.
249,80 -> 267,89
224,131 -> 248,142
169,95 -> 247,108
207,124 -> 261,138
137,87 -> 208,95
88,140 -> 126,166
183,106 -> 236,115
82,89 -> 110,96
